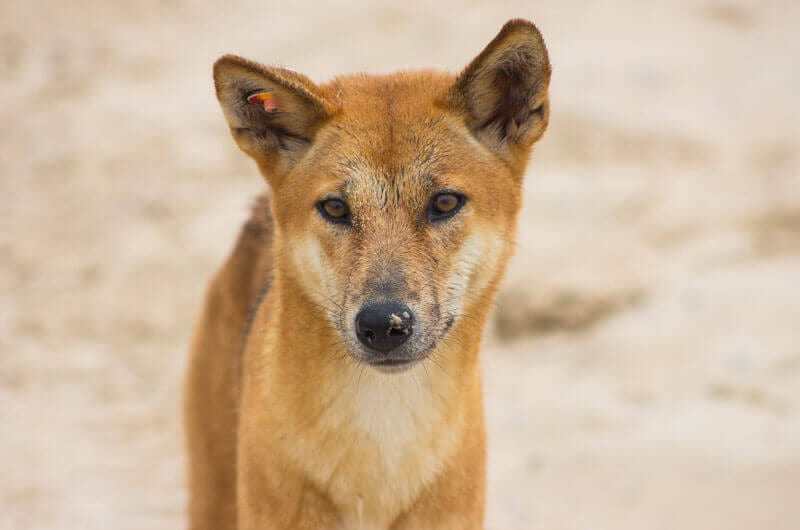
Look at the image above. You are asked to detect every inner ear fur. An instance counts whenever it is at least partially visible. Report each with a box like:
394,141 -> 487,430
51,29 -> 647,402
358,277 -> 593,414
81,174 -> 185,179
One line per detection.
213,55 -> 336,177
448,19 -> 551,158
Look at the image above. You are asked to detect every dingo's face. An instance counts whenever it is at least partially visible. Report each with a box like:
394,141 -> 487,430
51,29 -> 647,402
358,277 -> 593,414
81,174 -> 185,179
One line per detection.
276,85 -> 523,372
214,20 -> 550,372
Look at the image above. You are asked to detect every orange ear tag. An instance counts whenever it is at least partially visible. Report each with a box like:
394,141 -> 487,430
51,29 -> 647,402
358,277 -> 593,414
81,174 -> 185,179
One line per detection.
247,92 -> 277,112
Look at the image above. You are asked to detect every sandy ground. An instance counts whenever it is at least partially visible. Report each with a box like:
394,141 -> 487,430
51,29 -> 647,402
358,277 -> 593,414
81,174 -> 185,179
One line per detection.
1,0 -> 799,528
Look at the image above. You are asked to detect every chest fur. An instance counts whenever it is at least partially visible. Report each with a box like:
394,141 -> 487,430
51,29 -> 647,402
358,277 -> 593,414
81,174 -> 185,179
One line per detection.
280,365 -> 462,528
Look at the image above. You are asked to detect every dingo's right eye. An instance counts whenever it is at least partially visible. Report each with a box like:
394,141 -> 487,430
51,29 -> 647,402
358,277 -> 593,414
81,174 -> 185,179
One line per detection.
317,198 -> 351,225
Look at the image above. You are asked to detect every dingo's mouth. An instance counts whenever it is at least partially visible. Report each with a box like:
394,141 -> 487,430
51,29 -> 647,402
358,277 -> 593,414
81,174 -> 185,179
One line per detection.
365,357 -> 420,374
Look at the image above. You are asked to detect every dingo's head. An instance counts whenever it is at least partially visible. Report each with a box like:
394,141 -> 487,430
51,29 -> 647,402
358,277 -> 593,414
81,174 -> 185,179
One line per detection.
214,20 -> 550,373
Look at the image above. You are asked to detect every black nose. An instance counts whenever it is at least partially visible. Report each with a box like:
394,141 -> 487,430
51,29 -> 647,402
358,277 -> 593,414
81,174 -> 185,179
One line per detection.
355,302 -> 414,353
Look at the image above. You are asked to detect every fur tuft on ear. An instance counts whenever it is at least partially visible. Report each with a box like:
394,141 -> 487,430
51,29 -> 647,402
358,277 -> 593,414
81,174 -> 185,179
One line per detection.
448,19 -> 551,161
213,55 -> 337,179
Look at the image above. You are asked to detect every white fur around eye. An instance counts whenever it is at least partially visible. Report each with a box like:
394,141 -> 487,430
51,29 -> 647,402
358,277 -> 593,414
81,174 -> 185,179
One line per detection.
291,236 -> 338,311
444,231 -> 505,315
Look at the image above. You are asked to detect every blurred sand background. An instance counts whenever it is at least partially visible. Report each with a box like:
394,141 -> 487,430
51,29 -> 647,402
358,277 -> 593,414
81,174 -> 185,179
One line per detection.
1,0 -> 799,528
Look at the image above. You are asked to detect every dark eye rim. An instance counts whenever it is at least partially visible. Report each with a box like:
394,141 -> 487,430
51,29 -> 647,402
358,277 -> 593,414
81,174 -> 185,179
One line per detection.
316,198 -> 352,225
427,191 -> 467,223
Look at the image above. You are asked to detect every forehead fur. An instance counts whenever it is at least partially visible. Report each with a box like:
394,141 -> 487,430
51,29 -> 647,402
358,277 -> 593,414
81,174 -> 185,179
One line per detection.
286,71 -> 502,203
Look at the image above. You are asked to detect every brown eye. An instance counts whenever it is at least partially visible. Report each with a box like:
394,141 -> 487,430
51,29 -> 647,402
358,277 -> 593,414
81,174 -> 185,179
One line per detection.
317,198 -> 351,225
428,192 -> 465,222
434,193 -> 459,213
323,200 -> 346,217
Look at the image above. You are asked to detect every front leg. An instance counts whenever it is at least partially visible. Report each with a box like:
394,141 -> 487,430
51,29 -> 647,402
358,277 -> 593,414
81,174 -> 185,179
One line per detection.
237,446 -> 341,530
392,426 -> 487,530
391,473 -> 485,530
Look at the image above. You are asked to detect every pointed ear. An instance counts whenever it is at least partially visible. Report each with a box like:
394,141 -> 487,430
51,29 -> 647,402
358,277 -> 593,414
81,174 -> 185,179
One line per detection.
213,55 -> 336,181
447,19 -> 551,164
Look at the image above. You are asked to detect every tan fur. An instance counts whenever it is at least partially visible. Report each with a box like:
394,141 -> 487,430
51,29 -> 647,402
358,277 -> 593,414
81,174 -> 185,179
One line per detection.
184,19 -> 550,530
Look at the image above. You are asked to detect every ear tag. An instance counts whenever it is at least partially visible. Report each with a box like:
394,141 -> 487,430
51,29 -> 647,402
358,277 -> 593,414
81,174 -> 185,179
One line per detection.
247,92 -> 277,112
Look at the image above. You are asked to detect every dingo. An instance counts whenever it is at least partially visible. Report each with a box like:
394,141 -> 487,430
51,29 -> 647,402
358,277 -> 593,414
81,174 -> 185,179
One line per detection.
184,19 -> 550,530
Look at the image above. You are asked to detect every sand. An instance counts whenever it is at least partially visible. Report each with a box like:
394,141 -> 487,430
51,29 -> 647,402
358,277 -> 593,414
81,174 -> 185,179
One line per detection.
1,0 -> 798,528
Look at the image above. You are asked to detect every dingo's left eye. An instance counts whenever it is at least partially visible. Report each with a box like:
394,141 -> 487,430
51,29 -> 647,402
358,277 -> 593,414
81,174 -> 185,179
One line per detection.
428,192 -> 465,222
317,198 -> 351,225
